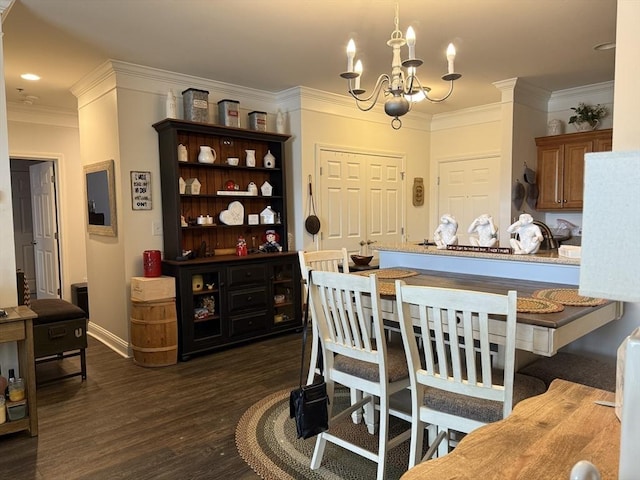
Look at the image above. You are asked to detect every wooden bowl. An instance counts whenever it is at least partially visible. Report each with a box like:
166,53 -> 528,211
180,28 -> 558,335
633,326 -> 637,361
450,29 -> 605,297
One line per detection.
351,254 -> 373,266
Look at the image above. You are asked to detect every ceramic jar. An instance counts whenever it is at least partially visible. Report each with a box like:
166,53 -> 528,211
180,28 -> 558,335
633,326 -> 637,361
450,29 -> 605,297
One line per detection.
547,119 -> 564,136
247,182 -> 258,196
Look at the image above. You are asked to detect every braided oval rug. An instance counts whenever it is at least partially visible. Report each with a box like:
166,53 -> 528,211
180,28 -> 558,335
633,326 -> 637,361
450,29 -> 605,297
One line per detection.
236,388 -> 415,480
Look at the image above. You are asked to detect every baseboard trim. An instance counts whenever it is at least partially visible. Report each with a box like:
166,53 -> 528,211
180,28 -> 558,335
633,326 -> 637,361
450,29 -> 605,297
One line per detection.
87,321 -> 131,359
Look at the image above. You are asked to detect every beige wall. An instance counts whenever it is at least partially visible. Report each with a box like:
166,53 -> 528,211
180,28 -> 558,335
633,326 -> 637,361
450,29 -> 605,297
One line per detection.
0,12 -> 16,306
294,103 -> 430,252
7,117 -> 87,300
77,86 -> 130,349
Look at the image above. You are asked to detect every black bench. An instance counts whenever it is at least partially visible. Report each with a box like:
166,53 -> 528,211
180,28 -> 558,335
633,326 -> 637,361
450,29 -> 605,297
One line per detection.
30,299 -> 88,385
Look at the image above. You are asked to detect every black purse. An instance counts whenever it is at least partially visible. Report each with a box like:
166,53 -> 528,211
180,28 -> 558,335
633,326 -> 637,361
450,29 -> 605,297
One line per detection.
289,270 -> 329,439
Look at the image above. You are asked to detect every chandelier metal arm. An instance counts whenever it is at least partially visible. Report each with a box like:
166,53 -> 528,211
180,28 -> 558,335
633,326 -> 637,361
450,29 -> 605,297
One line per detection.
409,75 -> 456,103
348,74 -> 391,112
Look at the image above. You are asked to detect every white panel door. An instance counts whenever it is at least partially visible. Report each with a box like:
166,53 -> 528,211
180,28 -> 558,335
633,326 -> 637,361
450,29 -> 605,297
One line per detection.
438,155 -> 501,245
30,162 -> 61,299
319,148 -> 404,256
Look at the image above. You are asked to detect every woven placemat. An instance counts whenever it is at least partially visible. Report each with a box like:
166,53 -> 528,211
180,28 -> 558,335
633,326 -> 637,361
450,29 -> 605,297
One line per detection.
356,268 -> 418,280
532,288 -> 607,307
377,281 -> 397,296
517,297 -> 565,314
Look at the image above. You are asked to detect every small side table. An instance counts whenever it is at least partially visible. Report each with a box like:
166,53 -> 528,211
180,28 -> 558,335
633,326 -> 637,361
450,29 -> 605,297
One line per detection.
0,305 -> 38,437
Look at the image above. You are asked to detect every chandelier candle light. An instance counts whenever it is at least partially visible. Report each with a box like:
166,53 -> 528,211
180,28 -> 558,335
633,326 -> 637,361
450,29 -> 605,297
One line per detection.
341,5 -> 461,129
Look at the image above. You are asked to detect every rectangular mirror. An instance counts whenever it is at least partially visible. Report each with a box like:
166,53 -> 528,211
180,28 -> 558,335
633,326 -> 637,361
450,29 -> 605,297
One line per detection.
84,159 -> 117,236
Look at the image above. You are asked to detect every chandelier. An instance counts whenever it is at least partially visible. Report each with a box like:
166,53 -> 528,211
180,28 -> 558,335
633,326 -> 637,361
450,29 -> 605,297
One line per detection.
340,5 -> 461,129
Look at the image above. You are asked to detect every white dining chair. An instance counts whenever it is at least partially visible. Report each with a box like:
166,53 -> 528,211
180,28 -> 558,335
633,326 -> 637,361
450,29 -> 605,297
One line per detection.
299,249 -> 366,424
308,270 -> 411,480
298,248 -> 350,385
394,281 -> 546,466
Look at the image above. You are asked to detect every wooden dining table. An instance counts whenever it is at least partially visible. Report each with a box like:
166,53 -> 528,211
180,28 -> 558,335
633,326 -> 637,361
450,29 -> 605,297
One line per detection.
368,268 -> 622,358
400,379 -> 620,479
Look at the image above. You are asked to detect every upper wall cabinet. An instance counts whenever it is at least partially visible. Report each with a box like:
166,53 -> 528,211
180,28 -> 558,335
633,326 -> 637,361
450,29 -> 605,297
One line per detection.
535,129 -> 612,210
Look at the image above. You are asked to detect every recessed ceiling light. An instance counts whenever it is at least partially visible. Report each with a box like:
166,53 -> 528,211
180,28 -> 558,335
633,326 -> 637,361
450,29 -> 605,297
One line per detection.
20,73 -> 41,81
594,42 -> 616,51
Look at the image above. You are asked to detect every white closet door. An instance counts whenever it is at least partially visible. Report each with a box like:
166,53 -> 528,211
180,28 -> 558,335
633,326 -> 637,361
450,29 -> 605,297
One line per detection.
437,155 -> 501,245
30,162 -> 61,299
319,148 -> 404,255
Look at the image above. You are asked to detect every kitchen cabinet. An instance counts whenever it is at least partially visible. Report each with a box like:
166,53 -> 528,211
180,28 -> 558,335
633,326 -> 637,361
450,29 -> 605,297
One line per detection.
535,129 -> 612,210
153,119 -> 301,359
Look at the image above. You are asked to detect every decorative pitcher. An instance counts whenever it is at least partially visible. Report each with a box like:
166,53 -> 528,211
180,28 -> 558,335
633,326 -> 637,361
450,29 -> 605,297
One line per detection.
198,146 -> 216,164
245,149 -> 256,167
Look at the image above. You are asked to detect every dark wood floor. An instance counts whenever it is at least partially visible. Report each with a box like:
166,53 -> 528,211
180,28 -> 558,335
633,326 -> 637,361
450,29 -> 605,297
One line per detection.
0,331 -> 307,479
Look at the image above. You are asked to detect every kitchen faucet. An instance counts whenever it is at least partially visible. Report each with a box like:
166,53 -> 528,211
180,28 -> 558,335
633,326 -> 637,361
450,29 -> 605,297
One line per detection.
532,220 -> 559,250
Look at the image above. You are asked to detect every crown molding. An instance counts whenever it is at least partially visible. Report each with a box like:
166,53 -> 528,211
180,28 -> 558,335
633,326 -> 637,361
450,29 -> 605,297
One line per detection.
431,103 -> 501,131
548,80 -> 614,111
0,0 -> 15,20
289,85 -> 432,132
6,102 -> 78,128
72,59 -> 281,115
493,77 -> 551,111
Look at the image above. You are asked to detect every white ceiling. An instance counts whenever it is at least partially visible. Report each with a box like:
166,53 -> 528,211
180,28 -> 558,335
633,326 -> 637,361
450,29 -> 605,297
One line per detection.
2,0 -> 617,114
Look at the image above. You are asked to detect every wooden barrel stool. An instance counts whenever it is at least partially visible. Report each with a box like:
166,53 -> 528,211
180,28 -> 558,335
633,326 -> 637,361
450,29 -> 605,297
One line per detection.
130,298 -> 178,367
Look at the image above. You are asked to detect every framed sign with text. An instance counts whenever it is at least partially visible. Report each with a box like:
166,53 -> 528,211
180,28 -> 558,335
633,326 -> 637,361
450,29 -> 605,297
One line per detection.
131,171 -> 152,210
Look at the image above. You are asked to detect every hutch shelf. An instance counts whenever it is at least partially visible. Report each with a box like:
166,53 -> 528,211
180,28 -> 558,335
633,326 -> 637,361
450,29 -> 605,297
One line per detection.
153,119 -> 301,360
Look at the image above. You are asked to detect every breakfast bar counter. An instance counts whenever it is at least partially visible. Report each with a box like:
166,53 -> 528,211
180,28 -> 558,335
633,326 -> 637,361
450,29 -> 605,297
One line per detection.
373,243 -> 580,284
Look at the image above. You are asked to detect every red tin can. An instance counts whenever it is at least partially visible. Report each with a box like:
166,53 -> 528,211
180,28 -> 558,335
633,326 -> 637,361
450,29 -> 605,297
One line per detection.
143,250 -> 162,277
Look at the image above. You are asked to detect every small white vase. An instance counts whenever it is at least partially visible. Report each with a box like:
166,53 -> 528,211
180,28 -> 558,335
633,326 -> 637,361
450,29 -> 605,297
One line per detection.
166,89 -> 177,118
177,144 -> 188,162
245,149 -> 256,167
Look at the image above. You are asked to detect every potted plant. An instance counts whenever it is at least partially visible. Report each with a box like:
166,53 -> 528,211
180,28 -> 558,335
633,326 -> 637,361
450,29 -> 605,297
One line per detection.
568,103 -> 608,131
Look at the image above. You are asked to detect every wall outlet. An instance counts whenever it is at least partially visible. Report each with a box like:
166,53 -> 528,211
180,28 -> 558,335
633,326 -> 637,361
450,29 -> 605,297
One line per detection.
152,221 -> 163,236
